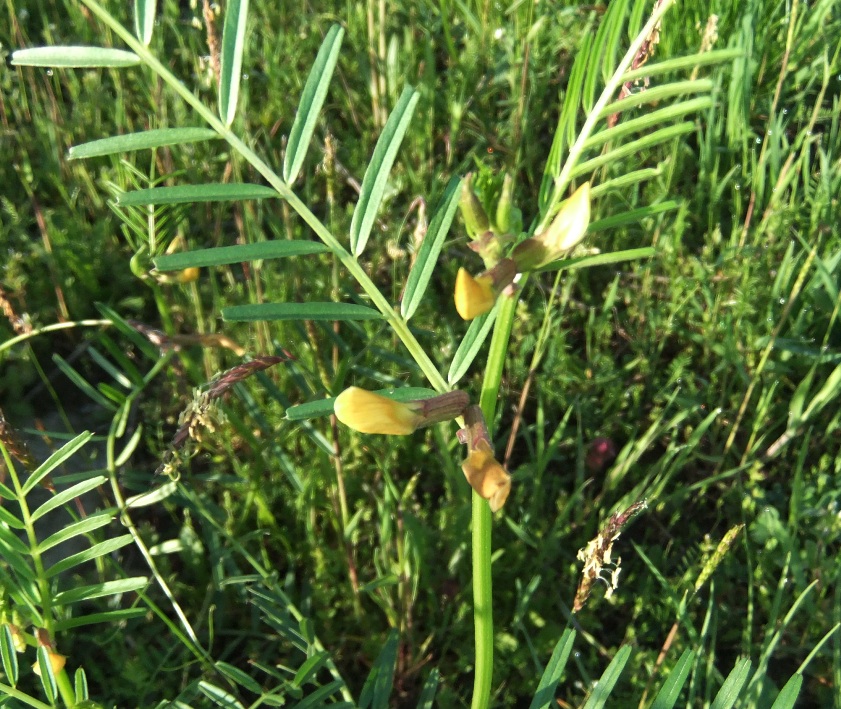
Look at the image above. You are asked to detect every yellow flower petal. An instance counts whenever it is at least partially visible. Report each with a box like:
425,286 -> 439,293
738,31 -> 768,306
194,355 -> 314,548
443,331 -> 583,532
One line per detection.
32,651 -> 66,677
542,182 -> 590,255
454,268 -> 496,320
461,440 -> 512,511
334,387 -> 421,435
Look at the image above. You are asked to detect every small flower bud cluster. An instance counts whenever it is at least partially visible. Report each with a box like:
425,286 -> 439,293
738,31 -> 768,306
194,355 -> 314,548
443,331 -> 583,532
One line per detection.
454,180 -> 592,320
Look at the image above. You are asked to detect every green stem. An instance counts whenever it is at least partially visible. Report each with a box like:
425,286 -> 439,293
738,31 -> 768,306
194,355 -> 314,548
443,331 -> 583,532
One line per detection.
470,282 -> 522,709
79,0 -> 448,395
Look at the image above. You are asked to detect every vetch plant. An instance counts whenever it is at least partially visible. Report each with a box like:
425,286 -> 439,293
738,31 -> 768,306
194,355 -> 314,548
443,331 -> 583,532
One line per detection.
8,0 -> 816,706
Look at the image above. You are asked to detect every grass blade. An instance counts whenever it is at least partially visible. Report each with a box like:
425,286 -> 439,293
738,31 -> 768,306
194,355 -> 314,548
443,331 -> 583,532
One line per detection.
69,127 -> 218,159
30,476 -> 107,522
116,184 -> 278,206
401,176 -> 462,319
529,629 -> 576,709
358,630 -> 398,709
223,302 -> 383,323
711,657 -> 752,709
134,0 -> 156,45
581,645 -> 633,709
218,0 -> 250,127
770,674 -> 802,709
284,25 -> 344,183
154,241 -> 329,271
350,86 -> 420,257
11,46 -> 141,67
650,649 -> 695,709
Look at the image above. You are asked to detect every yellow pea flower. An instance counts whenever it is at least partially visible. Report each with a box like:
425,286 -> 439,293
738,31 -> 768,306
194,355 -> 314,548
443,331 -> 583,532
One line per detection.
512,182 -> 591,271
334,387 -> 469,435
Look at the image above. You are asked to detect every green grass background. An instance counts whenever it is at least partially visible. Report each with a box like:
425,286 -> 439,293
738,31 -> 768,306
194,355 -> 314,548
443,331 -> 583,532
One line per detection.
1,0 -> 841,706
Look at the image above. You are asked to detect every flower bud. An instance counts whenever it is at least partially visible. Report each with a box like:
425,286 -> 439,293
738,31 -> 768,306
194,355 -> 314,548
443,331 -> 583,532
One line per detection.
495,173 -> 515,234
334,387 -> 469,435
512,182 -> 591,271
454,258 -> 517,320
459,174 -> 490,239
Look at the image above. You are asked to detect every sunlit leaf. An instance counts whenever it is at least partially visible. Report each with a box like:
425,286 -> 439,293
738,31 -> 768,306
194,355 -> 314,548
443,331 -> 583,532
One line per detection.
11,46 -> 141,67
116,184 -> 278,206
223,302 -> 383,322
154,241 -> 328,271
350,86 -> 420,257
219,0 -> 250,127
284,25 -> 344,183
402,176 -> 462,320
69,128 -> 218,159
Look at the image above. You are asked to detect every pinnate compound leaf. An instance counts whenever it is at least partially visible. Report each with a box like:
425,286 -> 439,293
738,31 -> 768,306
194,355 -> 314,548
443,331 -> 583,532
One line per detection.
54,577 -> 148,606
581,645 -> 633,709
22,432 -> 93,496
46,535 -> 134,578
529,629 -> 576,709
116,184 -> 278,206
134,0 -> 156,45
219,0 -> 250,127
31,476 -> 107,522
223,302 -> 383,323
11,46 -> 141,67
650,649 -> 695,709
351,86 -> 420,257
284,25 -> 344,183
69,128 -> 218,160
154,241 -> 328,271
401,176 -> 462,320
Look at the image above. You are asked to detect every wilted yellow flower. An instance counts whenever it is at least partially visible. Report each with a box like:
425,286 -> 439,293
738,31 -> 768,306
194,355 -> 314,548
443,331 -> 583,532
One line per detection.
32,651 -> 66,677
461,439 -> 512,512
454,268 -> 496,320
5,624 -> 26,653
334,387 -> 422,435
512,182 -> 591,271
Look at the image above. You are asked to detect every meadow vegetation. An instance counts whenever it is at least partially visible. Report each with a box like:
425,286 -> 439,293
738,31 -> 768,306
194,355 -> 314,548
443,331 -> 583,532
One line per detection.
1,0 -> 840,706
